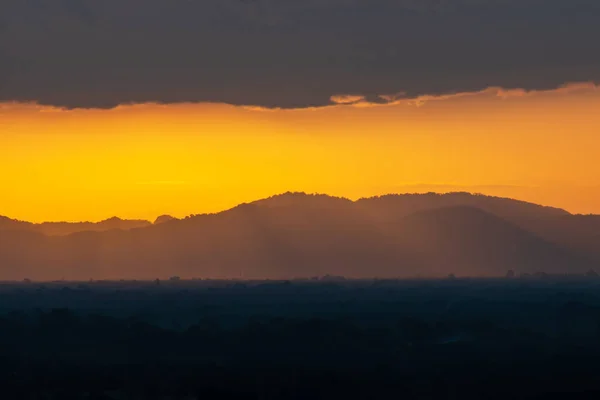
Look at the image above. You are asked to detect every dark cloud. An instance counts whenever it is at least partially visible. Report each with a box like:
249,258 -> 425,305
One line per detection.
1,0 -> 599,109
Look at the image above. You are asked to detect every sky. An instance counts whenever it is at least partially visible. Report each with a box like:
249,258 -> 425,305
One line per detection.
1,0 -> 599,221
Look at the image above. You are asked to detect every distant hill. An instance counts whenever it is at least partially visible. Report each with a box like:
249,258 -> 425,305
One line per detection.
0,216 -> 152,236
0,216 -> 29,232
0,192 -> 595,281
516,214 -> 600,261
154,215 -> 178,225
356,192 -> 570,222
386,206 -> 588,277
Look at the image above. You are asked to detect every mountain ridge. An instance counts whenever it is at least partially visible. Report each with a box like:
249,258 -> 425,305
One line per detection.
0,192 -> 575,233
0,216 -> 152,236
0,192 -> 597,281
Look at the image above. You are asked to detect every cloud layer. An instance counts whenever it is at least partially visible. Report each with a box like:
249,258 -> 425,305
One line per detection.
1,0 -> 599,109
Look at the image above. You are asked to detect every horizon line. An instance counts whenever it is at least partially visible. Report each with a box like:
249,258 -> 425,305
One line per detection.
0,190 -> 579,225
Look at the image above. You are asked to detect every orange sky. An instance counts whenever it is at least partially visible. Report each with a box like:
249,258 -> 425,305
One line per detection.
1,83 -> 599,222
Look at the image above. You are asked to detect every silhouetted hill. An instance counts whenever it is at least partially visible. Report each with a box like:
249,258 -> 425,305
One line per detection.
0,216 -> 32,232
154,215 -> 178,225
516,214 -> 600,262
388,206 -> 588,276
356,192 -> 570,223
0,193 -> 593,281
0,216 -> 152,236
253,192 -> 354,210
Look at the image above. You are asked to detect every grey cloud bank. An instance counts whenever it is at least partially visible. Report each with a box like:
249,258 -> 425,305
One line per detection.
1,0 -> 599,109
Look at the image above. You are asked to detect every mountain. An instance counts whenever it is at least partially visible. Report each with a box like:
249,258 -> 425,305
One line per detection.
0,216 -> 32,232
360,193 -> 600,265
0,192 -> 594,281
386,206 -> 589,277
0,216 -> 152,236
154,215 -> 178,225
515,214 -> 600,262
356,192 -> 569,223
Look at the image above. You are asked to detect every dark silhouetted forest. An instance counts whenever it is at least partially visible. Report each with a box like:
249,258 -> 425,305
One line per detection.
2,278 -> 600,398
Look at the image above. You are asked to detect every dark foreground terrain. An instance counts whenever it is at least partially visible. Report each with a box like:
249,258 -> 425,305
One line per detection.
3,278 -> 600,399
